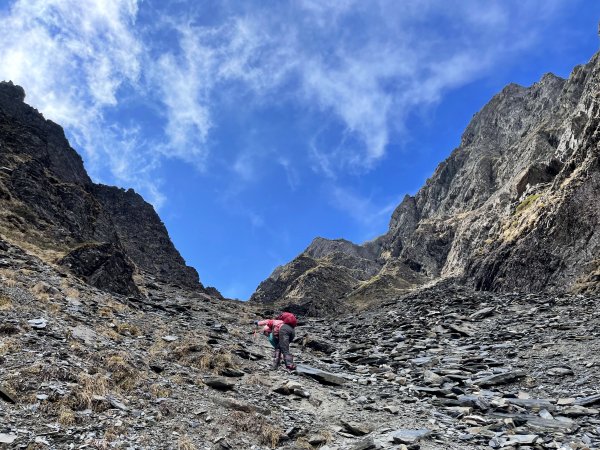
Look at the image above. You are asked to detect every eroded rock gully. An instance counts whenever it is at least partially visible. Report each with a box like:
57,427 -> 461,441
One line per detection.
1,238 -> 599,449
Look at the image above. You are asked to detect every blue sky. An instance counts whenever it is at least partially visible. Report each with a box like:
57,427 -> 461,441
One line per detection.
0,0 -> 598,299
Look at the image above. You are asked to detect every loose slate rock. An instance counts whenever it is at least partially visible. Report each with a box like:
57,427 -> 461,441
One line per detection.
0,433 -> 18,444
503,434 -> 541,446
0,385 -> 16,403
469,306 -> 496,320
341,420 -> 373,436
575,393 -> 600,406
391,429 -> 431,444
296,365 -> 346,386
28,318 -> 47,329
547,366 -> 574,376
473,370 -> 525,387
204,376 -> 236,391
219,367 -> 246,377
352,437 -> 378,450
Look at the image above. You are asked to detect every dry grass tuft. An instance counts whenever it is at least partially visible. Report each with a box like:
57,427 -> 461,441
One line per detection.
150,383 -> 171,399
177,436 -> 196,450
0,293 -> 13,310
64,287 -> 80,299
104,353 -> 140,391
98,306 -> 114,318
294,438 -> 314,450
68,372 -> 108,410
102,426 -> 121,443
58,406 -> 76,426
245,372 -> 270,386
97,326 -> 122,342
0,269 -> 18,288
114,322 -> 141,337
173,341 -> 238,374
30,282 -> 53,302
227,411 -> 283,449
0,337 -> 20,355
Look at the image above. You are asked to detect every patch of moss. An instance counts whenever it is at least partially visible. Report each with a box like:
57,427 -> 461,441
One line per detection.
515,194 -> 541,214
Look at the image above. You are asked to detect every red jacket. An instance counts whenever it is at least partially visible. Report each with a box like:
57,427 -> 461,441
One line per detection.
258,319 -> 285,337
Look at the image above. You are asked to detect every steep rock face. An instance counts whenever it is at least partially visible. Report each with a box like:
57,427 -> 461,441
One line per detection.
58,242 -> 140,296
93,184 -> 200,288
251,52 -> 600,313
0,81 -> 203,293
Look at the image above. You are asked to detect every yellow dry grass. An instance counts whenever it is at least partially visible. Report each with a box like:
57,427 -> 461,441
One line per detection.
177,436 -> 196,450
150,383 -> 171,399
0,293 -> 12,310
0,337 -> 20,355
104,353 -> 141,391
68,372 -> 108,410
226,411 -> 283,449
114,322 -> 141,337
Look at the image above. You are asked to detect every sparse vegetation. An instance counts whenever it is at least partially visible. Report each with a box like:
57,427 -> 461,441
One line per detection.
177,436 -> 196,450
114,321 -> 141,336
0,337 -> 20,355
515,193 -> 541,214
150,383 -> 171,399
227,412 -> 283,449
57,406 -> 76,426
68,372 -> 108,411
0,293 -> 13,310
103,353 -> 141,391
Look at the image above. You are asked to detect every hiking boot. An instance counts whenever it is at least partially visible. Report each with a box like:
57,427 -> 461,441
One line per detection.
283,353 -> 295,371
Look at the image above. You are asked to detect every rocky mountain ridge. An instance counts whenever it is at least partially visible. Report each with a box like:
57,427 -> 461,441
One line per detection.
251,51 -> 600,315
0,81 -> 205,295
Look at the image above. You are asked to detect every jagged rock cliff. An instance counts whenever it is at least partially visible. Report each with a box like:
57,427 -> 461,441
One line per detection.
0,81 -> 203,294
252,51 -> 600,313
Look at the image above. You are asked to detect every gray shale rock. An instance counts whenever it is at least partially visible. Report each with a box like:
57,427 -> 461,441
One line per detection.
296,365 -> 346,386
58,242 -> 140,296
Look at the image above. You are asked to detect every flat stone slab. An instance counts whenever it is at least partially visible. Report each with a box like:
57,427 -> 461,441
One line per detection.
502,434 -> 541,446
28,318 -> 47,329
391,428 -> 431,444
0,385 -> 17,404
473,370 -> 525,387
575,393 -> 600,406
341,420 -> 373,436
70,324 -> 109,347
296,365 -> 346,386
0,433 -> 18,444
203,376 -> 236,391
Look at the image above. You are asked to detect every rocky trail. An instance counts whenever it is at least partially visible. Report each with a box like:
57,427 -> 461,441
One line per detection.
1,238 -> 599,449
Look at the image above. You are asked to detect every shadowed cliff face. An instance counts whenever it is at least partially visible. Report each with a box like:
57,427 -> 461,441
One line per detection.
0,81 -> 203,294
251,52 -> 600,314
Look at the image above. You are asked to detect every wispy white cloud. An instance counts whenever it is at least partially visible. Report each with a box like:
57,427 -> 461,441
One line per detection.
277,157 -> 300,191
0,0 -> 169,201
328,184 -> 400,239
0,0 -> 571,208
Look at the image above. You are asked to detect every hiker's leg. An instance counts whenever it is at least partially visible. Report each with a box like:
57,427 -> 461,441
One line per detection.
279,325 -> 296,370
272,348 -> 281,369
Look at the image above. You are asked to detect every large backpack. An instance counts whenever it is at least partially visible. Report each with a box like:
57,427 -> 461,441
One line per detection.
277,312 -> 297,328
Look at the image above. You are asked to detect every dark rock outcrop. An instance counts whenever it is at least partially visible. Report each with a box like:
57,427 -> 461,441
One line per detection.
0,81 -> 205,294
252,52 -> 600,314
58,242 -> 139,296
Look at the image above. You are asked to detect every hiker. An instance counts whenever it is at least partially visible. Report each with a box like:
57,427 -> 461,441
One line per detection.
255,312 -> 297,370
